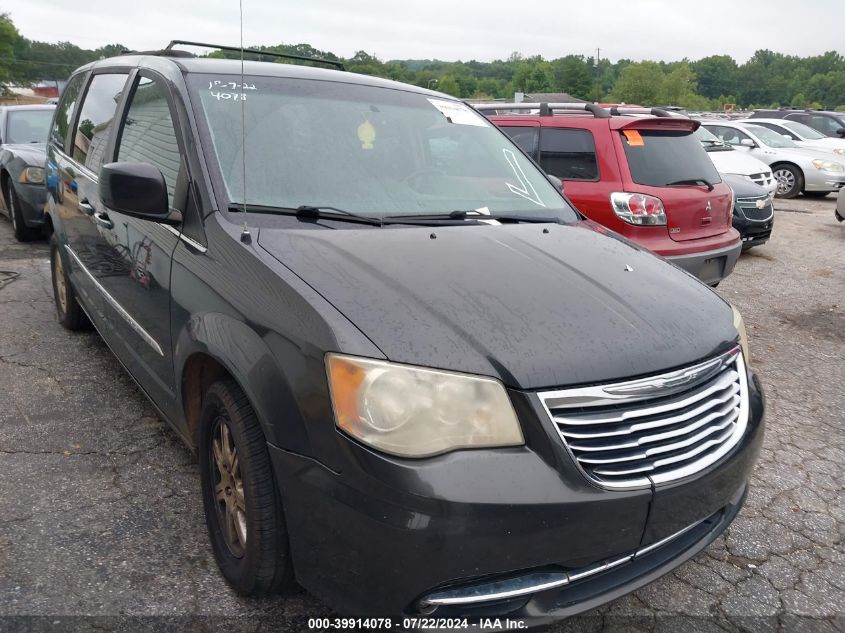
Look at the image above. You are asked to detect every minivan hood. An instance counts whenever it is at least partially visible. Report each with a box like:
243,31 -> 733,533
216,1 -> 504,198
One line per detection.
706,147 -> 770,176
259,222 -> 737,390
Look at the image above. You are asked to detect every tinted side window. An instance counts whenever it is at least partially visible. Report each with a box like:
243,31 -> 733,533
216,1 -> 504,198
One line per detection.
811,115 -> 843,135
50,73 -> 86,151
539,128 -> 599,181
707,126 -> 750,146
786,113 -> 811,126
500,126 -> 539,157
72,73 -> 129,171
117,77 -> 182,204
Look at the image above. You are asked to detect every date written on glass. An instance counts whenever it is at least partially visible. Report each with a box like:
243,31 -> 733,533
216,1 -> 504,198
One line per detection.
208,80 -> 258,91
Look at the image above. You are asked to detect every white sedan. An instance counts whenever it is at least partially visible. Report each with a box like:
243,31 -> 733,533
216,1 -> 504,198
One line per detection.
748,118 -> 845,156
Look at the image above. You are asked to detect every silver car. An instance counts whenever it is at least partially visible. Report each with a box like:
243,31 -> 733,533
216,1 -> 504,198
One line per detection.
745,118 -> 845,157
701,120 -> 845,199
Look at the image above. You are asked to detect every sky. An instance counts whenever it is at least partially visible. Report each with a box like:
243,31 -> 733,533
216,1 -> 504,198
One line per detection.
7,0 -> 845,63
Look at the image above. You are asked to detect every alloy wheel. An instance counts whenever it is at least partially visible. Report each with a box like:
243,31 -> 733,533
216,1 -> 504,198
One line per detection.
211,418 -> 247,558
774,169 -> 795,195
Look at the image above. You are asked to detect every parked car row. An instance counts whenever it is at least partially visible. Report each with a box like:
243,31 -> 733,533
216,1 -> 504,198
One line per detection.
697,118 -> 845,199
5,44 -> 765,624
475,103 -> 741,285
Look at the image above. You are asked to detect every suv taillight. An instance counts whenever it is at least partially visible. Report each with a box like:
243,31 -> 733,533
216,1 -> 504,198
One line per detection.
610,192 -> 667,226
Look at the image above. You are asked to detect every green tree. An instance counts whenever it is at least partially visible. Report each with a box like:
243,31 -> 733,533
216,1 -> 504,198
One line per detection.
691,55 -> 738,100
551,55 -> 593,99
611,61 -> 665,104
0,14 -> 22,84
436,75 -> 460,96
791,92 -> 807,108
658,62 -> 697,104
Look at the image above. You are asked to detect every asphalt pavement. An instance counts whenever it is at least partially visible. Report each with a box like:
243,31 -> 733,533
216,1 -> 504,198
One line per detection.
0,197 -> 843,632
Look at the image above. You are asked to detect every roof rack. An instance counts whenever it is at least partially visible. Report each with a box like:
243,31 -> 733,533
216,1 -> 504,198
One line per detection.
164,40 -> 345,70
472,102 -> 611,118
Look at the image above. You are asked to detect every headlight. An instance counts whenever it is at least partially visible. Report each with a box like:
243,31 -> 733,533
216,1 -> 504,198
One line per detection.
19,167 -> 45,184
731,305 -> 749,363
326,354 -> 524,457
811,159 -> 844,172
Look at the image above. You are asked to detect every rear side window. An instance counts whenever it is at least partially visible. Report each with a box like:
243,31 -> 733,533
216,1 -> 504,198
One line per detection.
539,128 -> 599,181
72,73 -> 129,171
50,73 -> 86,151
621,129 -> 720,188
500,126 -> 539,157
810,115 -> 844,136
116,77 -> 182,202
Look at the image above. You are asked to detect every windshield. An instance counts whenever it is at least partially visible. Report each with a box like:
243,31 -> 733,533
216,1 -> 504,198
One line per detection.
621,128 -> 721,187
6,109 -> 53,144
188,74 -> 576,221
744,124 -> 799,148
781,120 -> 826,140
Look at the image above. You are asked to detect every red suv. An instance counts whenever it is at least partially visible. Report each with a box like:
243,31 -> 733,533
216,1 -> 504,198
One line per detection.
478,103 -> 742,286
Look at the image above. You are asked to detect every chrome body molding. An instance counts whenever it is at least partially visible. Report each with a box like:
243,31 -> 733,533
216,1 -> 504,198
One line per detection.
419,517 -> 708,607
162,224 -> 208,252
64,245 -> 164,356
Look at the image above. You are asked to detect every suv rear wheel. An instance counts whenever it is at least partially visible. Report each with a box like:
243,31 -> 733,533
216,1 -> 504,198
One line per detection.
772,164 -> 803,199
199,380 -> 295,596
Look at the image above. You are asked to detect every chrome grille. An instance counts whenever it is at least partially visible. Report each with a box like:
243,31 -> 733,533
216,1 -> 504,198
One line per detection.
736,196 -> 774,222
539,348 -> 748,490
750,171 -> 774,188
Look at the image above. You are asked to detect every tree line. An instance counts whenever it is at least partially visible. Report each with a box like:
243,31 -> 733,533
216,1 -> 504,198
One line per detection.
2,13 -> 844,111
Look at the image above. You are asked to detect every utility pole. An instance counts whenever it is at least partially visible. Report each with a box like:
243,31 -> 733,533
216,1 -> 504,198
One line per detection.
594,48 -> 602,103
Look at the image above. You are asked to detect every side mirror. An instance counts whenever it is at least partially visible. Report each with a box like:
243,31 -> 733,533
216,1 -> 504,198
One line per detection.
739,138 -> 756,148
836,128 -> 845,138
546,174 -> 563,191
99,162 -> 179,224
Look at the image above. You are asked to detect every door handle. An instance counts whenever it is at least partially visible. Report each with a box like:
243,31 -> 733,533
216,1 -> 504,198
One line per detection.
93,211 -> 113,230
78,199 -> 95,216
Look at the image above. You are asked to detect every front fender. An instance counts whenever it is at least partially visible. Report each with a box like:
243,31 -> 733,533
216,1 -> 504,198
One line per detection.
173,311 -> 314,453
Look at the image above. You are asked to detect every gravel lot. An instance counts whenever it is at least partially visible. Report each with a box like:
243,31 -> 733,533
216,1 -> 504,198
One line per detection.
1,197 -> 843,632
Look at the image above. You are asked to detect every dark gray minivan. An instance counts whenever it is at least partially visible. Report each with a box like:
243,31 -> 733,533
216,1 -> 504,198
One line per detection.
45,45 -> 764,622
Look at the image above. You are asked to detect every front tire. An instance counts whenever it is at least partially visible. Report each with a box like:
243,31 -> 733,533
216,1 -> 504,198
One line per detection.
199,380 -> 295,596
772,164 -> 803,199
50,234 -> 87,330
8,186 -> 39,242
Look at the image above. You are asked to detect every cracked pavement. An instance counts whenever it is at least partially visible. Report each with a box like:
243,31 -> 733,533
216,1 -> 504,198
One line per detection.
0,197 -> 843,632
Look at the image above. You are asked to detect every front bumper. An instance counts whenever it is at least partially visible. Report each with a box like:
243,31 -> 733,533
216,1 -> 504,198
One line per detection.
803,171 -> 845,193
733,212 -> 774,249
12,182 -> 47,227
665,238 -> 742,285
267,365 -> 765,620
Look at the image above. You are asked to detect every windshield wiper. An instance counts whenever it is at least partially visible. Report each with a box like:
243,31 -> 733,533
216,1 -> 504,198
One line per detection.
381,210 -> 565,225
228,204 -> 382,225
665,179 -> 714,191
